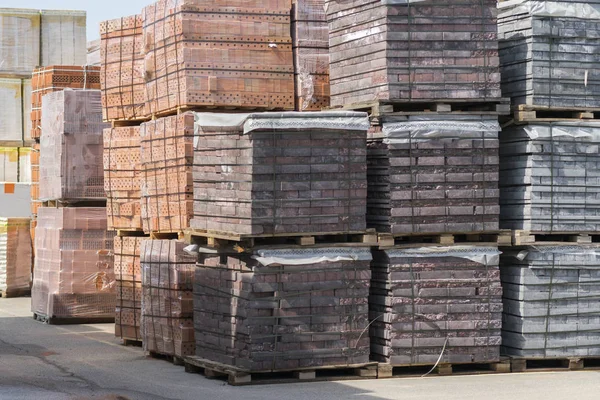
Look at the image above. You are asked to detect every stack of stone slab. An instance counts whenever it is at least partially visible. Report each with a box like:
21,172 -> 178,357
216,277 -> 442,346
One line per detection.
39,90 -> 108,202
498,1 -> 600,108
367,116 -> 501,234
500,122 -> 600,232
114,236 -> 145,341
140,114 -> 194,234
324,0 -> 502,107
370,246 -> 503,365
193,247 -> 372,371
141,0 -> 295,115
141,240 -> 195,358
191,112 -> 369,236
0,218 -> 33,297
501,245 -> 600,357
31,207 -> 115,321
292,0 -> 330,110
104,126 -> 143,231
100,14 -> 146,121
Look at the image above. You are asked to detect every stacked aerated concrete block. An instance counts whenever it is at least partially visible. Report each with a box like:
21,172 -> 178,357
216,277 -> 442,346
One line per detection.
194,247 -> 372,371
0,218 -> 33,296
292,0 -> 330,110
500,122 -> 600,232
39,90 -> 109,202
31,208 -> 115,320
141,240 -> 195,358
367,116 -> 501,234
324,0 -> 502,107
191,112 -> 368,236
498,1 -> 600,108
100,14 -> 146,121
140,114 -> 194,234
114,236 -> 144,341
104,126 -> 143,231
501,245 -> 600,357
141,0 -> 295,115
370,246 -> 503,365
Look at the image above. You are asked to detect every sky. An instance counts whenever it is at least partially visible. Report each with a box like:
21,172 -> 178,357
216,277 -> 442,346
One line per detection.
1,0 -> 151,40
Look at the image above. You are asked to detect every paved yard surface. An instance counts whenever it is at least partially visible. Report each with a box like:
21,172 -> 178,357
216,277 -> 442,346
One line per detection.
0,297 -> 599,400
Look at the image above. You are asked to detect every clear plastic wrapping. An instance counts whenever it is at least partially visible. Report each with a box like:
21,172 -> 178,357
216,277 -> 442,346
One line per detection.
31,207 -> 115,320
40,10 -> 86,67
370,245 -> 502,365
39,90 -> 109,201
141,240 -> 196,357
87,39 -> 101,67
0,218 -> 32,295
0,147 -> 32,183
142,0 -> 295,115
31,66 -> 101,140
194,246 -> 372,371
104,126 -> 143,231
100,14 -> 146,121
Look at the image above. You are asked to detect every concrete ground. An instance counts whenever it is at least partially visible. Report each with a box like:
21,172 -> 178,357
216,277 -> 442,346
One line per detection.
0,298 -> 599,400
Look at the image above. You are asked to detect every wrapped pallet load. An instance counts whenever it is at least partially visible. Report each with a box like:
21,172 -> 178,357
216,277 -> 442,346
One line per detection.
0,218 -> 33,297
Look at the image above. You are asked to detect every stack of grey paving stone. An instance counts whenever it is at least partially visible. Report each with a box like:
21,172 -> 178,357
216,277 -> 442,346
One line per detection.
367,115 -> 501,234
193,247 -> 372,371
324,0 -> 502,107
191,112 -> 369,236
498,0 -> 600,108
370,246 -> 503,365
501,245 -> 600,357
500,122 -> 600,232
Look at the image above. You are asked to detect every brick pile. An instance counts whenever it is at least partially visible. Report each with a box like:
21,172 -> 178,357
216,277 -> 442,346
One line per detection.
370,246 -> 503,365
500,122 -> 600,232
501,245 -> 600,357
142,0 -> 295,115
141,240 -> 195,358
31,66 -> 101,140
367,116 -> 501,234
194,247 -> 372,371
39,90 -> 109,202
499,1 -> 600,108
324,0 -> 501,107
0,218 -> 33,296
140,114 -> 194,234
292,0 -> 330,110
191,112 -> 369,236
31,208 -> 115,320
100,14 -> 146,121
115,236 -> 145,341
104,126 -> 143,231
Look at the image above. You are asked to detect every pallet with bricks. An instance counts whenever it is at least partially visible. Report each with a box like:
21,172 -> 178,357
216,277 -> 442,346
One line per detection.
506,357 -> 600,373
376,359 -> 511,379
377,230 -> 513,248
184,357 -> 378,386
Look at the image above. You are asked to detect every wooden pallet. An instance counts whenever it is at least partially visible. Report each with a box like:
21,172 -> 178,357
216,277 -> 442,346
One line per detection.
328,98 -> 511,117
146,351 -> 185,366
150,104 -> 290,121
0,288 -> 31,298
377,230 -> 512,248
508,357 -> 600,373
149,231 -> 185,240
110,118 -> 150,128
40,199 -> 107,208
116,229 -> 148,238
377,359 -> 511,378
183,356 -> 378,386
510,230 -> 600,246
511,104 -> 600,124
32,313 -> 115,325
121,338 -> 142,347
184,228 -> 379,249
